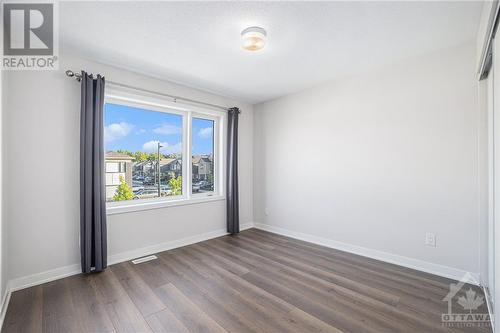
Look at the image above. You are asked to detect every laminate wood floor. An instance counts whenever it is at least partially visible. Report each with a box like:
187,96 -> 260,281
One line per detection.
2,228 -> 492,333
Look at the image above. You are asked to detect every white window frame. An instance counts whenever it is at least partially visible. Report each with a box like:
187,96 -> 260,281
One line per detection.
190,113 -> 220,199
104,84 -> 226,215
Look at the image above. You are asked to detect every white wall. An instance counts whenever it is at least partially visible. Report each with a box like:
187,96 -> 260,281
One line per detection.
475,0 -> 495,311
478,76 -> 490,288
254,41 -> 480,277
0,60 -> 5,306
2,54 -> 253,284
476,1 -> 495,71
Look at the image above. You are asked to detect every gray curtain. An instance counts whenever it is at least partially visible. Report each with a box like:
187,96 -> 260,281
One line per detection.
227,107 -> 240,234
80,71 -> 107,273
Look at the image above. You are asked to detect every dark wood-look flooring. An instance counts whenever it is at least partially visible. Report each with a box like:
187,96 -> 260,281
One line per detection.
2,228 -> 492,333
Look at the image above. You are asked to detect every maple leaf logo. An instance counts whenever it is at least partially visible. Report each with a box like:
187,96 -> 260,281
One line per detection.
457,288 -> 484,313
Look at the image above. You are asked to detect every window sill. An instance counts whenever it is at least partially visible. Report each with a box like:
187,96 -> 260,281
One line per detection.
106,195 -> 226,215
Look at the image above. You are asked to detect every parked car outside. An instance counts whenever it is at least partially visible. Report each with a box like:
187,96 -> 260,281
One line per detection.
132,185 -> 145,192
133,189 -> 158,199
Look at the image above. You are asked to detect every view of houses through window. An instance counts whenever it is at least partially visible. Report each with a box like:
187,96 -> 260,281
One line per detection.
192,118 -> 215,193
104,102 -> 216,203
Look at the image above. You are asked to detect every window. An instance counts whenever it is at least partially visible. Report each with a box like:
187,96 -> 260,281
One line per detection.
192,118 -> 215,194
104,87 -> 224,212
104,103 -> 183,202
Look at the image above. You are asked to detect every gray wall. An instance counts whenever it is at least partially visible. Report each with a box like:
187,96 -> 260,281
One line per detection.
475,0 -> 494,291
253,41 -> 481,276
2,53 -> 254,283
0,58 -> 4,304
477,77 -> 490,288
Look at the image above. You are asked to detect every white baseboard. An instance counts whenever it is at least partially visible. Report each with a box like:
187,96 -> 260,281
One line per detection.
8,222 -> 254,292
5,220 -> 480,324
107,222 -> 254,265
253,223 -> 480,284
483,285 -> 495,333
0,287 -> 11,331
0,221 -> 255,326
8,263 -> 82,293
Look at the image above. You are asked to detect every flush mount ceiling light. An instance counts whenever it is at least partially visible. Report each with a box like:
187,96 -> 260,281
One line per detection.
241,26 -> 267,51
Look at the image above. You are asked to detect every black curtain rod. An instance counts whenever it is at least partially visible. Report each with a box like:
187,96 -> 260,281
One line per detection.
65,70 -> 237,112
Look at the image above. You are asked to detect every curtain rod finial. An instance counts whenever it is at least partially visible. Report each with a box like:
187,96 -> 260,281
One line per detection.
66,70 -> 82,82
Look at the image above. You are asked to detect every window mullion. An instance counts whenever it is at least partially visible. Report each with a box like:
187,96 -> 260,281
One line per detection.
214,118 -> 219,195
185,112 -> 192,199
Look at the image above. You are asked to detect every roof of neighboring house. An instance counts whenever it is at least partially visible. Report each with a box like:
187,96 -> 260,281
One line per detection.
105,151 -> 134,161
160,158 -> 179,166
135,158 -> 180,168
134,160 -> 150,167
192,156 -> 212,164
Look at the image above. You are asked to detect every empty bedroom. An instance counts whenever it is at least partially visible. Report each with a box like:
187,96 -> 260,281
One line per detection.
0,1 -> 498,332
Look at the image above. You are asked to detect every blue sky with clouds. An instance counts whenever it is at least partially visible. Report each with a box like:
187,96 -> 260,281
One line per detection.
104,103 -> 214,155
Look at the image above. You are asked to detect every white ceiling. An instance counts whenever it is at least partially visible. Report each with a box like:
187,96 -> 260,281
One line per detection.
60,1 -> 483,104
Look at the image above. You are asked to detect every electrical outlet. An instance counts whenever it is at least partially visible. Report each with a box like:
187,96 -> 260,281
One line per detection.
264,207 -> 269,216
425,232 -> 436,247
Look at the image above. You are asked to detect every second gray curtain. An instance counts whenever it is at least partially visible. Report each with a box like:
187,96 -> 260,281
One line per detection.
227,107 -> 240,234
80,71 -> 107,273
